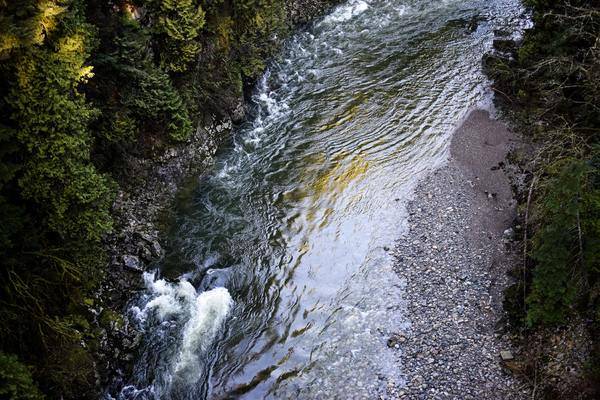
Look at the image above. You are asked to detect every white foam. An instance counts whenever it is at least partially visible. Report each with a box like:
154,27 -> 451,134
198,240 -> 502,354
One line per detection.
321,0 -> 370,24
141,273 -> 196,320
396,4 -> 409,16
174,287 -> 233,378
137,273 -> 234,383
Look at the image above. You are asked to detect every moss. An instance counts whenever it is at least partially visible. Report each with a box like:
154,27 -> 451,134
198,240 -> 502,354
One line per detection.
99,309 -> 125,331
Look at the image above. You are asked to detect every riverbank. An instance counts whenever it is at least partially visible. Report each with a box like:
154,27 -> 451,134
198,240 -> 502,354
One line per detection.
482,1 -> 600,397
392,109 -> 531,398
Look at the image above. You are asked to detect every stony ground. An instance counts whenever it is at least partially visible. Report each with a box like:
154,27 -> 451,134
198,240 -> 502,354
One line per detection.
390,110 -> 531,399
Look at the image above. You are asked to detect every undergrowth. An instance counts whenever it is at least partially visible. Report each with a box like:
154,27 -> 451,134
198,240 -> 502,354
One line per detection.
485,0 -> 600,397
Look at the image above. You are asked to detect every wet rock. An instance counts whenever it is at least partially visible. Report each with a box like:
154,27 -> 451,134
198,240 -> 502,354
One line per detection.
136,232 -> 164,258
387,334 -> 407,348
138,243 -> 153,262
493,39 -> 516,53
122,332 -> 142,351
150,240 -> 163,257
493,29 -> 512,37
122,254 -> 143,273
230,100 -> 247,123
137,232 -> 155,244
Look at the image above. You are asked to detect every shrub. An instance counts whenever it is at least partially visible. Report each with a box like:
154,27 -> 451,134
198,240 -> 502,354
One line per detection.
0,353 -> 44,400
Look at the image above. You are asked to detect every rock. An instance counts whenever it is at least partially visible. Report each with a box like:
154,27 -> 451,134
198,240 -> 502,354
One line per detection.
138,244 -> 153,262
122,254 -> 143,272
122,332 -> 142,351
387,334 -> 407,348
493,39 -> 516,53
165,147 -> 178,159
136,232 -> 164,258
502,228 -> 515,239
137,232 -> 154,243
466,15 -> 486,32
151,240 -> 163,257
493,29 -> 511,37
500,350 -> 514,361
230,100 -> 247,123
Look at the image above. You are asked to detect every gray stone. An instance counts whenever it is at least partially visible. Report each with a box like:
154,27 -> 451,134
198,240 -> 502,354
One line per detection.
389,110 -> 531,399
500,350 -> 514,361
122,254 -> 143,272
151,240 -> 163,257
503,228 -> 515,239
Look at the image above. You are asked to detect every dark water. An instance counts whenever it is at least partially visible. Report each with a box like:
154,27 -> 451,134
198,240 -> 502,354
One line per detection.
112,0 -> 525,399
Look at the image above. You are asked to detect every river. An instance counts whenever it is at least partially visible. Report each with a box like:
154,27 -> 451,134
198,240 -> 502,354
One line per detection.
113,0 -> 525,398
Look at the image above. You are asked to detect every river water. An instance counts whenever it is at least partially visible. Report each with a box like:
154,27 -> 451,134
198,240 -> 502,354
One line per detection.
113,0 -> 525,399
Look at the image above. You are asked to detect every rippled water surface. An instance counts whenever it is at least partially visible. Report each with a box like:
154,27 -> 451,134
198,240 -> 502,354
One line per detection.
114,0 -> 525,398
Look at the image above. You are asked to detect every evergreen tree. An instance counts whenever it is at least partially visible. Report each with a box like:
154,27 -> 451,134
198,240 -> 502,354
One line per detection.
148,0 -> 206,73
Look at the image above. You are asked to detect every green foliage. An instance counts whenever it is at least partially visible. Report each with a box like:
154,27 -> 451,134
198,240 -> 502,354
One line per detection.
0,1 -> 66,57
584,151 -> 600,272
89,0 -> 293,148
1,0 -> 114,242
232,0 -> 287,79
0,353 -> 44,400
486,2 -> 600,396
487,0 -> 600,328
8,53 -> 114,241
91,15 -> 193,146
0,1 -> 113,398
147,0 -> 206,73
527,159 -> 593,324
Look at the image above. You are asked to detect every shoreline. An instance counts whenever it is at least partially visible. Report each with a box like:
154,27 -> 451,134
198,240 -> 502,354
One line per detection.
391,109 -> 530,398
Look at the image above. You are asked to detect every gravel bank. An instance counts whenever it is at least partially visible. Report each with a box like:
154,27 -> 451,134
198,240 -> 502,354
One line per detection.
391,109 -> 530,399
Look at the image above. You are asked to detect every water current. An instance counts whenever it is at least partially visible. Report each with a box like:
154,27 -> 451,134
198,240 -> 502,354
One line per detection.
113,0 -> 526,398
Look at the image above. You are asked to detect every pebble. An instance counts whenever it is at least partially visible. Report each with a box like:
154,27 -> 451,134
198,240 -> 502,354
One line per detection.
391,162 -> 530,399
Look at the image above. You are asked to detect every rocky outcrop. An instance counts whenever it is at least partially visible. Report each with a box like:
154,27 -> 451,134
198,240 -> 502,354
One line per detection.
286,0 -> 340,24
96,113 -> 234,390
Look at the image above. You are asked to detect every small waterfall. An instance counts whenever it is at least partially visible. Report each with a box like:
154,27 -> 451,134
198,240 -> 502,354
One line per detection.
119,273 -> 233,399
